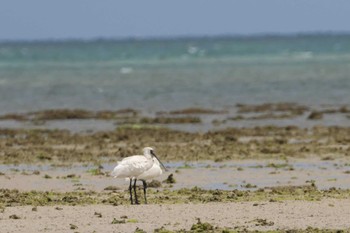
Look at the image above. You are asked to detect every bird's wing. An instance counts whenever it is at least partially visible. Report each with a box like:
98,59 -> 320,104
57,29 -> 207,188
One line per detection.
112,156 -> 150,178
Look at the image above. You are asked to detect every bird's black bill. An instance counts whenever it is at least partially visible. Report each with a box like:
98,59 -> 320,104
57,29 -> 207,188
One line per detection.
151,151 -> 168,171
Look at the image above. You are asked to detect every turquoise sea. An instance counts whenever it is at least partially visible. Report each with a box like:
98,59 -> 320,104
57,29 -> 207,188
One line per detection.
1,34 -> 350,114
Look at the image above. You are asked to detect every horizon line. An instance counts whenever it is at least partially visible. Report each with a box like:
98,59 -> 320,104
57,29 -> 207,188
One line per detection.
1,31 -> 350,44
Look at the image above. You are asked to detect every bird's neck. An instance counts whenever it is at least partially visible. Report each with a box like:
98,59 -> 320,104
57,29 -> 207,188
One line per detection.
144,153 -> 152,160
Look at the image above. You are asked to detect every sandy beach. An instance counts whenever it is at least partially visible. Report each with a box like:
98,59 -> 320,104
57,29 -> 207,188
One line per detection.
1,200 -> 349,233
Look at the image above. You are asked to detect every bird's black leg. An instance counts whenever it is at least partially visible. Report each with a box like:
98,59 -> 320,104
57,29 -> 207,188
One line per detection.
142,180 -> 148,204
133,178 -> 139,205
129,178 -> 133,205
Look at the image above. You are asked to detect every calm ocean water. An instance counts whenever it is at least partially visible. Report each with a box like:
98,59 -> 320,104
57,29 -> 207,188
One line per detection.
1,34 -> 350,114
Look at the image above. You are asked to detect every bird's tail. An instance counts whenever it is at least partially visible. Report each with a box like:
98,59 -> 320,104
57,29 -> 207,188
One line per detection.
111,166 -> 120,178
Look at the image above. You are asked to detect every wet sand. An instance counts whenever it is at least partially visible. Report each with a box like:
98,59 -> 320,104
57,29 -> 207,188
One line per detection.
1,159 -> 350,192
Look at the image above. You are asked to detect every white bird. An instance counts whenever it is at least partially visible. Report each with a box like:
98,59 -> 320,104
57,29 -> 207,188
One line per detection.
111,147 -> 166,204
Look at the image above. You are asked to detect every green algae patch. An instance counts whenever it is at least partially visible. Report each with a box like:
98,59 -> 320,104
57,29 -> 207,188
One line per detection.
111,218 -> 126,224
127,218 -> 139,223
149,186 -> 350,204
0,189 -> 100,207
134,227 -> 147,233
1,126 -> 350,164
1,186 -> 350,207
190,218 -> 214,231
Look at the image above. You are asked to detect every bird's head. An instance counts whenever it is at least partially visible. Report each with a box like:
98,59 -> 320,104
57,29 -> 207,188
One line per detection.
142,147 -> 167,171
143,147 -> 154,156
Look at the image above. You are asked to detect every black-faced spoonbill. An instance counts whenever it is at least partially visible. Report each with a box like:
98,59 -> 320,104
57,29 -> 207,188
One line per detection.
111,147 -> 166,204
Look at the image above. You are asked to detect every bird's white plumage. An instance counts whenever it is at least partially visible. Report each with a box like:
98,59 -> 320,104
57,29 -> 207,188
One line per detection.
138,158 -> 162,180
111,147 -> 154,179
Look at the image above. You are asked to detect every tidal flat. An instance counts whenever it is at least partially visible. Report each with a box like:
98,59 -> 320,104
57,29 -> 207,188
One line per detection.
0,106 -> 350,232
